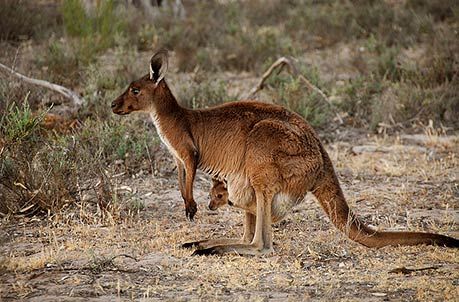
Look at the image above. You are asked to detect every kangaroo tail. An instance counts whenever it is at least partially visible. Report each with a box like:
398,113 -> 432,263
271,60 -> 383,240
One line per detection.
312,152 -> 459,248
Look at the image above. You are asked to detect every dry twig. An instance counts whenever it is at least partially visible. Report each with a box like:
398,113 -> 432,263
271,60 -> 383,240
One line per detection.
0,62 -> 84,108
246,57 -> 297,99
246,56 -> 343,124
389,266 -> 439,275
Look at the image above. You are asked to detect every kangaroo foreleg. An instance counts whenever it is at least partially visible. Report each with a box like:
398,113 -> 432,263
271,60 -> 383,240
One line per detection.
175,147 -> 199,220
183,159 -> 197,220
176,158 -> 186,199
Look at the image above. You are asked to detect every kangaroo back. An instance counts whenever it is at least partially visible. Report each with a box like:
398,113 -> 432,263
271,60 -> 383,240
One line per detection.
312,149 -> 459,248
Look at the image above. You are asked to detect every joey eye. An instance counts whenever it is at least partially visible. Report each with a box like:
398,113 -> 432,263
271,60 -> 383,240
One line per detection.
131,88 -> 140,95
217,194 -> 223,199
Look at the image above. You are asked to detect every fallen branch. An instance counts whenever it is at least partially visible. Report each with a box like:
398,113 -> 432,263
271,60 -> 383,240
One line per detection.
0,62 -> 84,108
246,56 -> 343,124
246,57 -> 297,99
297,74 -> 343,124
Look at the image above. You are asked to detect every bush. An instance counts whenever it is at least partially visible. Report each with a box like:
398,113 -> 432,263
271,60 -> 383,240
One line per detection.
0,100 -> 67,215
264,62 -> 331,128
0,0 -> 61,41
132,0 -> 443,74
0,95 -> 159,217
61,0 -> 126,64
0,97 -> 47,144
34,38 -> 81,87
79,118 -> 159,170
177,77 -> 234,109
137,1 -> 294,72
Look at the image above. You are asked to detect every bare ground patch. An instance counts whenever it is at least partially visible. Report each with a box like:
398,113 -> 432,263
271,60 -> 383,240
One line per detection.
1,133 -> 458,301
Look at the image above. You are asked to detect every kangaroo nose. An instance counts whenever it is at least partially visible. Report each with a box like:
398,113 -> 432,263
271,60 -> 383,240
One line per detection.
111,101 -> 117,108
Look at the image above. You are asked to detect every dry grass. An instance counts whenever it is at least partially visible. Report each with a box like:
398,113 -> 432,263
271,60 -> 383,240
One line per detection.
1,132 -> 458,301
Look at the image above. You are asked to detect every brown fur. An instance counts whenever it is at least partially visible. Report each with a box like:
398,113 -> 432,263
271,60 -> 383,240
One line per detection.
112,50 -> 459,255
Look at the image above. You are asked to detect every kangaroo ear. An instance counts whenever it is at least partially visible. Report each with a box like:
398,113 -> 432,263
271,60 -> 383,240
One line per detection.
150,49 -> 168,84
212,178 -> 220,186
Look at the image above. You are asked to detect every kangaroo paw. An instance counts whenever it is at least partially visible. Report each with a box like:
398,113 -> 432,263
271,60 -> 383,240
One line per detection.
185,201 -> 197,221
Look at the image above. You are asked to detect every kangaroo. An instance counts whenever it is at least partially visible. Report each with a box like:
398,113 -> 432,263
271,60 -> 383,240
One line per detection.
112,49 -> 459,255
208,179 -> 231,211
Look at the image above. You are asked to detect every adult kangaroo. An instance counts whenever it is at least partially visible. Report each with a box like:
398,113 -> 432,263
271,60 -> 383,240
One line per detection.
112,49 -> 459,255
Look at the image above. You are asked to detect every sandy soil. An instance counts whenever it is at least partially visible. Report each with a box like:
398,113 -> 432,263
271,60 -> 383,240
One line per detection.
1,132 -> 458,301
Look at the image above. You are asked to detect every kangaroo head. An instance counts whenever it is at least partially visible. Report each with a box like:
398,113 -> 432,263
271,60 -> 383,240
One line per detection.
208,179 -> 231,210
112,49 -> 169,115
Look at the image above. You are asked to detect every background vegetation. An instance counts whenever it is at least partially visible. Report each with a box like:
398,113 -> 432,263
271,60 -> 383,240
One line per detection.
0,0 -> 458,219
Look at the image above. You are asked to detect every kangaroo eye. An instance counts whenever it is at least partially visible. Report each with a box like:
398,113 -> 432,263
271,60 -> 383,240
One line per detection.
217,194 -> 223,199
131,88 -> 140,95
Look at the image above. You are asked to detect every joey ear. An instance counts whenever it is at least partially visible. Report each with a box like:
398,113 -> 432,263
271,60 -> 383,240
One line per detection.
150,49 -> 169,84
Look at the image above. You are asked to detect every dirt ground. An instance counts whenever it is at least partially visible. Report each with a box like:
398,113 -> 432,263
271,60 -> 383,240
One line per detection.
1,131 -> 458,301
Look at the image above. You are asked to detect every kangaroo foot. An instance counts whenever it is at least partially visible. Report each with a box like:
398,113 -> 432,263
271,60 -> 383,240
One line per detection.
190,244 -> 273,256
191,247 -> 219,256
182,241 -> 200,249
182,238 -> 244,250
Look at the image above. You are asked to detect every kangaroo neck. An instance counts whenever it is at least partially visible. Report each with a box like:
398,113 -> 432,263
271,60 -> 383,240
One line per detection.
149,82 -> 195,159
151,81 -> 184,117
150,82 -> 189,131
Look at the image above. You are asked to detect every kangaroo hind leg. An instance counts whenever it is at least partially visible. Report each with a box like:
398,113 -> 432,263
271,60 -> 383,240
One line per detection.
192,189 -> 274,256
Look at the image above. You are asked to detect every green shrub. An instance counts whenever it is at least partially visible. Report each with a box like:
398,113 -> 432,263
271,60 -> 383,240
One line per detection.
35,38 -> 80,87
264,63 -> 331,128
0,95 -> 159,217
62,0 -> 92,38
61,0 -> 126,64
178,78 -> 234,109
0,97 -> 48,144
137,1 -> 294,72
0,100 -> 67,215
132,0 -> 441,73
76,116 -> 160,174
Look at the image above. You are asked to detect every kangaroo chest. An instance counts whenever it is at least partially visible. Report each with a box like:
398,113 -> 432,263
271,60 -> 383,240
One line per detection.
150,113 -> 181,161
